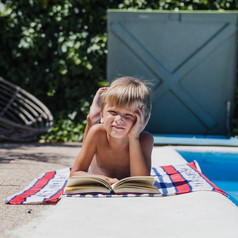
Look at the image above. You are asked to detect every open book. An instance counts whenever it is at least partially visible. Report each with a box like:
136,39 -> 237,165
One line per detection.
64,176 -> 160,195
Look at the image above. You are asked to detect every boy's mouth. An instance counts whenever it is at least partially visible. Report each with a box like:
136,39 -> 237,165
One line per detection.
112,125 -> 125,130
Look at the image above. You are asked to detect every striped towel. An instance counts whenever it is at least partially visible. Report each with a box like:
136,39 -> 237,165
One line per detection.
5,161 -> 226,204
6,168 -> 70,205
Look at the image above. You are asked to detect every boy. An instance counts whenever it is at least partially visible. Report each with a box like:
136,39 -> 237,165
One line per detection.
70,77 -> 154,184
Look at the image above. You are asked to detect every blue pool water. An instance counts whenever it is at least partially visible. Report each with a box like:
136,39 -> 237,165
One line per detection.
177,151 -> 238,206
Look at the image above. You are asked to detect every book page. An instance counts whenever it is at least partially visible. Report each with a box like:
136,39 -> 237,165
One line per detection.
66,176 -> 111,190
112,176 -> 157,192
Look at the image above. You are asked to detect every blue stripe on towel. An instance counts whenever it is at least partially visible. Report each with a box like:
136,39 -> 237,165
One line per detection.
152,167 -> 168,195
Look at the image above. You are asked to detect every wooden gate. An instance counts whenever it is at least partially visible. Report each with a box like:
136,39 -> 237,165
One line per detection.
107,11 -> 238,135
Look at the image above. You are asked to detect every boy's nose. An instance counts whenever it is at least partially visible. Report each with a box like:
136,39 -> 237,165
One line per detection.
115,114 -> 123,122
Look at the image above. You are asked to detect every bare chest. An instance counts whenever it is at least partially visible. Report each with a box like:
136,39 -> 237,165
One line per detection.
91,147 -> 130,179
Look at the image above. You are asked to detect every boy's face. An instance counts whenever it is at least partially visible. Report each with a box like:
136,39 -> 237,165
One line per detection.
100,102 -> 137,139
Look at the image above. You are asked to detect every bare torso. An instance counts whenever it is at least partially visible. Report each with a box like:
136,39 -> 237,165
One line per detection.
90,127 -> 131,179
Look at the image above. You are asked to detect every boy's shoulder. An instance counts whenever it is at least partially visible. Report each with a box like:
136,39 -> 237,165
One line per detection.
139,130 -> 154,144
86,124 -> 107,144
88,123 -> 106,135
140,130 -> 153,138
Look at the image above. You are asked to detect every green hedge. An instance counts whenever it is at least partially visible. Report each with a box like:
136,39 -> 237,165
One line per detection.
0,0 -> 237,142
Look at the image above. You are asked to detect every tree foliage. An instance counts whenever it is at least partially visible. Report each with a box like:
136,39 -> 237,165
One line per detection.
0,0 -> 237,142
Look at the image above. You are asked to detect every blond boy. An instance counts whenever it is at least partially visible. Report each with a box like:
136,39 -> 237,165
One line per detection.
70,77 -> 154,184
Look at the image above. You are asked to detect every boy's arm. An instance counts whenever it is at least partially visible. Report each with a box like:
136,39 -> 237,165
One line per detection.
82,115 -> 93,144
83,87 -> 107,144
128,106 -> 153,176
129,132 -> 153,176
71,125 -> 98,177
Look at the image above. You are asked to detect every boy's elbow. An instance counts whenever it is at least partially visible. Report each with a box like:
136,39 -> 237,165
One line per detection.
69,169 -> 88,178
144,169 -> 151,176
131,168 -> 150,177
69,168 -> 79,177
69,170 -> 75,178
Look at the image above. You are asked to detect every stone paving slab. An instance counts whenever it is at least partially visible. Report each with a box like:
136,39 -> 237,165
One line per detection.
0,143 -> 80,237
8,192 -> 238,238
1,144 -> 238,238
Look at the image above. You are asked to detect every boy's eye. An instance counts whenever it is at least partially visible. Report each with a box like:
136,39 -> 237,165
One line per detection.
124,114 -> 135,119
109,111 -> 117,116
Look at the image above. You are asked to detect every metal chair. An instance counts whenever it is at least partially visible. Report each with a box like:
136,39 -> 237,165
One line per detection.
0,77 -> 53,142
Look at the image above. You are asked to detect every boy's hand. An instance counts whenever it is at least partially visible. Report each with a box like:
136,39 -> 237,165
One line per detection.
89,87 -> 107,125
94,174 -> 119,185
128,105 -> 149,139
104,177 -> 119,185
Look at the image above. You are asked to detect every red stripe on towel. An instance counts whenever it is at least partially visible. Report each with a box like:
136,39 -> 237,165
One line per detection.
162,165 -> 191,194
187,163 -> 227,196
44,191 -> 63,203
9,171 -> 56,204
188,161 -> 197,170
44,182 -> 67,203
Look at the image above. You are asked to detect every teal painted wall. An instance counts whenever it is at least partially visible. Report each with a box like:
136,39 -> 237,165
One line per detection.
107,11 -> 238,135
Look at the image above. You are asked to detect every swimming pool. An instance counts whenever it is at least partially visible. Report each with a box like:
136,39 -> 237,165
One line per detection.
177,150 -> 238,206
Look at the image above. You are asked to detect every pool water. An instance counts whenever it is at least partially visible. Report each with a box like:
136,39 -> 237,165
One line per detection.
177,151 -> 238,206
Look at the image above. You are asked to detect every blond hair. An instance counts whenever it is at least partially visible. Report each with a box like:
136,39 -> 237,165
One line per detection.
101,77 -> 151,120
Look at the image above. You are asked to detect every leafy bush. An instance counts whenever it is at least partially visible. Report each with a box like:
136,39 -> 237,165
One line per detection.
40,118 -> 85,143
0,0 -> 237,142
0,0 -> 119,142
118,0 -> 238,11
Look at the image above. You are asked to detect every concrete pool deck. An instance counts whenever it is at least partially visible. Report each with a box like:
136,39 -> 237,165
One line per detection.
1,144 -> 238,238
153,134 -> 238,146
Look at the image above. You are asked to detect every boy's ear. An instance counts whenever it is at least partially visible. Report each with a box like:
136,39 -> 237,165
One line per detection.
100,109 -> 104,123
